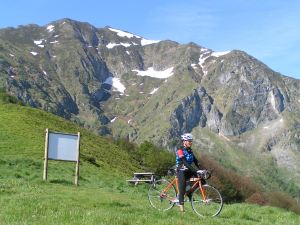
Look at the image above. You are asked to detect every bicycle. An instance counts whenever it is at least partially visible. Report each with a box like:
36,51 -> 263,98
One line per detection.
148,170 -> 223,217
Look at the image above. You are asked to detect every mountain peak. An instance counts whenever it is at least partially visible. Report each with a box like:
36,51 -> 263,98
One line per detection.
1,19 -> 300,190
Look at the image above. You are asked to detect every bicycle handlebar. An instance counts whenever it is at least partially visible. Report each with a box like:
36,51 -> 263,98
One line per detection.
196,169 -> 212,180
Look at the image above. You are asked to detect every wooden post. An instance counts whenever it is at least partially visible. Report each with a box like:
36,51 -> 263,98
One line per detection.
75,132 -> 80,186
43,128 -> 49,181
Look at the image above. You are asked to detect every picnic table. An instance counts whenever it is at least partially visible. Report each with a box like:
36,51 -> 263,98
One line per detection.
127,172 -> 155,185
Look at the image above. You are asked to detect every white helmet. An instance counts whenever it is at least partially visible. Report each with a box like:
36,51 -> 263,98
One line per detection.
181,133 -> 193,141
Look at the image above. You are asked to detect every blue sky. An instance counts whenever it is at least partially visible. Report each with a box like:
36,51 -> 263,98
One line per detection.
1,0 -> 300,79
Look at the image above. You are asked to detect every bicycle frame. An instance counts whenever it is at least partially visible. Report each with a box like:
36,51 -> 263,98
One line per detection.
160,176 -> 206,201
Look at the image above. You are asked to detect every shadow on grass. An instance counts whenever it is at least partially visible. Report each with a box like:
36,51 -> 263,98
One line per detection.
49,179 -> 74,185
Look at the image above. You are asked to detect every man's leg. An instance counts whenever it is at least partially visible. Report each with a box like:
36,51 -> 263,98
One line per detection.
177,170 -> 186,212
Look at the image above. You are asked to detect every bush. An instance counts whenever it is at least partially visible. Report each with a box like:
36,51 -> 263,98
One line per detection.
265,192 -> 300,214
0,88 -> 24,105
137,141 -> 174,176
199,155 -> 261,202
199,154 -> 300,214
114,140 -> 175,176
246,192 -> 268,205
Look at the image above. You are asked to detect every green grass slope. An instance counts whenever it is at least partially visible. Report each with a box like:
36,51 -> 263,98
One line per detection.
1,103 -> 300,225
0,103 -> 139,173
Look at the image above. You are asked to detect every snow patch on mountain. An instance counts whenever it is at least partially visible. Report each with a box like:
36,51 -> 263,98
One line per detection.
106,42 -> 131,48
34,40 -> 44,45
33,39 -> 45,48
108,28 -> 141,39
104,77 -> 126,93
108,27 -> 160,46
197,49 -> 231,75
150,88 -> 159,95
191,64 -> 198,70
140,39 -> 160,46
132,67 -> 174,79
269,91 -> 277,112
110,117 -> 117,123
211,51 -> 231,57
47,25 -> 55,32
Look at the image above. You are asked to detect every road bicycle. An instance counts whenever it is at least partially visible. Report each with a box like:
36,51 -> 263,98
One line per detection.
148,170 -> 223,217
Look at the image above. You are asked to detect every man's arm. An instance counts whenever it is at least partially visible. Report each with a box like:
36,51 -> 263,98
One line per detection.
179,157 -> 198,176
193,156 -> 200,169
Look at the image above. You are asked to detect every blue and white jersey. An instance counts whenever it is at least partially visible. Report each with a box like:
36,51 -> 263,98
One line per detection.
176,147 -> 194,169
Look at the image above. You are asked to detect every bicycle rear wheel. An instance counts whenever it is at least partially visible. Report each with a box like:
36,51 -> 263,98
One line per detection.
148,179 -> 177,211
191,184 -> 223,217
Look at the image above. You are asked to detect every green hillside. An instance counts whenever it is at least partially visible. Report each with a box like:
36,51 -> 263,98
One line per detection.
0,103 -> 140,173
1,102 -> 300,224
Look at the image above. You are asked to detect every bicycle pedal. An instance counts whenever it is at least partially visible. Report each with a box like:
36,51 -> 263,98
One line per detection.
170,198 -> 179,203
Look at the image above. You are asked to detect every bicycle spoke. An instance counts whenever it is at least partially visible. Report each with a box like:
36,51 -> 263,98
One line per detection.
191,185 -> 223,217
148,179 -> 177,211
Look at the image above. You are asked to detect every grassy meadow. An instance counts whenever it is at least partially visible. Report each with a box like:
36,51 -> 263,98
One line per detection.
0,103 -> 300,224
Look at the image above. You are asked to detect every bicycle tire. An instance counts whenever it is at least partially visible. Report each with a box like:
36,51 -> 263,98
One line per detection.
191,184 -> 223,217
148,179 -> 177,211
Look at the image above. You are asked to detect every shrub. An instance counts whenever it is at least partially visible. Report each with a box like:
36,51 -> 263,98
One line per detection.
199,154 -> 261,202
0,88 -> 24,105
199,154 -> 300,214
265,192 -> 300,214
246,192 -> 268,205
137,141 -> 174,176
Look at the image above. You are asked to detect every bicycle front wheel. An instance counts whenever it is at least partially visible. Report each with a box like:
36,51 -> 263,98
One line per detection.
191,184 -> 223,217
148,179 -> 177,211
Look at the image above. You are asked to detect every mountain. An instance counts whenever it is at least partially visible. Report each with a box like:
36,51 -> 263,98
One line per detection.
0,18 -> 300,195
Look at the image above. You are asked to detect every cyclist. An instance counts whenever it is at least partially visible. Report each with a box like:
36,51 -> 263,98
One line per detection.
175,133 -> 201,212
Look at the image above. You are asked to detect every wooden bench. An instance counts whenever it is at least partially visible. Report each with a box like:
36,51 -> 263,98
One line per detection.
127,172 -> 155,185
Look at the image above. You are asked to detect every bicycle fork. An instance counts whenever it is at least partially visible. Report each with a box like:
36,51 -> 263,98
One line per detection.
199,183 -> 207,202
160,178 -> 177,201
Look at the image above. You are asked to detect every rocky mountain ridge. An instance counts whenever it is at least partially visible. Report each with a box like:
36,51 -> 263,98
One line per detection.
1,18 -> 299,192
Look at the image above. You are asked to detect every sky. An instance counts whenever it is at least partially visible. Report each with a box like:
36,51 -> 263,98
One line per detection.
1,0 -> 300,80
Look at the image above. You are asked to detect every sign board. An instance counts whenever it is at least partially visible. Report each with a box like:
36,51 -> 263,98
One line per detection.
48,133 -> 78,161
43,129 -> 80,185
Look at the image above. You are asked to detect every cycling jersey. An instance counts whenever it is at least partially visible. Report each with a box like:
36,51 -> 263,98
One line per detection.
176,146 -> 200,206
176,147 -> 195,169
